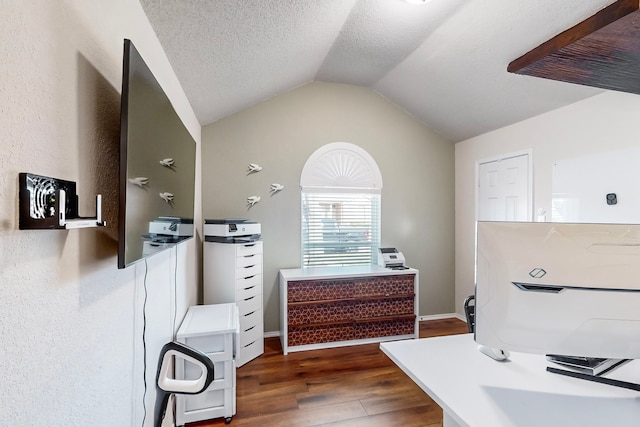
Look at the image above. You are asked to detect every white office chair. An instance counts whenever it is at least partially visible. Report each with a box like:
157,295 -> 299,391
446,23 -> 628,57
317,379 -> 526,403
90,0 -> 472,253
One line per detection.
463,295 -> 475,333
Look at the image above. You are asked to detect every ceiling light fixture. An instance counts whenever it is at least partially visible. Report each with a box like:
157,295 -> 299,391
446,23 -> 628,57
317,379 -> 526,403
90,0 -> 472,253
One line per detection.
405,0 -> 432,4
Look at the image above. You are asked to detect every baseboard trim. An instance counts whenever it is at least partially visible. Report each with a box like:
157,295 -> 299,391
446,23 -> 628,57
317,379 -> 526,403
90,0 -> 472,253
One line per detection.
419,313 -> 466,322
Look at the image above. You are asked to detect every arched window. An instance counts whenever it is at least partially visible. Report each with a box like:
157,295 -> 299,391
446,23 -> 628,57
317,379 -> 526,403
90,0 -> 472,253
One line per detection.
300,142 -> 382,267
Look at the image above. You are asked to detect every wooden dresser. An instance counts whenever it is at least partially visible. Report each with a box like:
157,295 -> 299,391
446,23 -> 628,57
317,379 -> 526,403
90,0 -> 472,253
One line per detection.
279,266 -> 418,354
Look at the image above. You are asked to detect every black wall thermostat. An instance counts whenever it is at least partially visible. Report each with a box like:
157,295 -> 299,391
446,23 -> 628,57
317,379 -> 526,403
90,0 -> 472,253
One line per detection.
606,193 -> 617,205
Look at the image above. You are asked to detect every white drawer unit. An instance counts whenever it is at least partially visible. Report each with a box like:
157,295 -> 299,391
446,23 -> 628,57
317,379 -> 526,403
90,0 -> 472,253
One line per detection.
175,304 -> 239,426
204,241 -> 264,367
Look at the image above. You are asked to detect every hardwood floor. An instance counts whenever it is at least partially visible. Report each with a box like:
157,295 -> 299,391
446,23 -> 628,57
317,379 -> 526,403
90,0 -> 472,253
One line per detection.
191,318 -> 469,427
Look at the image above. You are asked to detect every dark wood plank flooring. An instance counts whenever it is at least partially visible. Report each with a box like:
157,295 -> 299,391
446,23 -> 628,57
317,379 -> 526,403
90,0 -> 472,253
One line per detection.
191,318 -> 469,427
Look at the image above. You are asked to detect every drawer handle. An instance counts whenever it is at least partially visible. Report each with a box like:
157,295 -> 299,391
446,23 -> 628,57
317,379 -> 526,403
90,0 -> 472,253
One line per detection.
243,265 -> 256,269
244,244 -> 256,247
243,285 -> 256,291
243,254 -> 255,258
244,296 -> 255,301
243,340 -> 258,348
245,325 -> 256,332
244,310 -> 256,317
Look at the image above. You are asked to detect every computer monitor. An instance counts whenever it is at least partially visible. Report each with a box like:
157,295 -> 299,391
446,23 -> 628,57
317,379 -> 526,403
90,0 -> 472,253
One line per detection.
475,221 -> 640,360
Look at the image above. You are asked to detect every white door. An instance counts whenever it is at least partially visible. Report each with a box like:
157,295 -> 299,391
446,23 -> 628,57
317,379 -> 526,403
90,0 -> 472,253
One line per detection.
477,152 -> 531,221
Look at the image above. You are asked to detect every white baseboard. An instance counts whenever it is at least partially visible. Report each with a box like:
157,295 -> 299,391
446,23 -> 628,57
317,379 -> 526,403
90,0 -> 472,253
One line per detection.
419,313 -> 466,322
453,313 -> 467,322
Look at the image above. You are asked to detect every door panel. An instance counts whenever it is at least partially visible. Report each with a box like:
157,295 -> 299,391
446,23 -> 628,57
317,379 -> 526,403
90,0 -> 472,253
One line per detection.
477,154 -> 530,222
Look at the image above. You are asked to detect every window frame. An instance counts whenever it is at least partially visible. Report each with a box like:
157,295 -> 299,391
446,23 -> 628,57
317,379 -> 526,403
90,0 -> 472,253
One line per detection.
300,142 -> 383,268
301,189 -> 381,267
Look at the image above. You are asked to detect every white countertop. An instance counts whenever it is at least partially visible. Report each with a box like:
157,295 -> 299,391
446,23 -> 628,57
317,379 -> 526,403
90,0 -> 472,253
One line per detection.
381,334 -> 640,427
177,303 -> 238,337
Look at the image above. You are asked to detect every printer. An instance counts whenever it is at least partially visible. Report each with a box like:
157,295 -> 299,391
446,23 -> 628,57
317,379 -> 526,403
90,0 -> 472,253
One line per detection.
377,248 -> 409,270
148,216 -> 194,237
144,217 -> 194,255
204,219 -> 261,243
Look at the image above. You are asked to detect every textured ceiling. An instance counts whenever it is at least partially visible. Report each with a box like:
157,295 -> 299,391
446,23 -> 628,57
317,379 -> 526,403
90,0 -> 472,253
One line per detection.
139,0 -> 616,142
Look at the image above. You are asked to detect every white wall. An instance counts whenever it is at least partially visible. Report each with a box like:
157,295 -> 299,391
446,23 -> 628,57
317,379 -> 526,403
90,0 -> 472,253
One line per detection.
0,1 -> 200,425
202,82 -> 456,332
455,90 -> 640,316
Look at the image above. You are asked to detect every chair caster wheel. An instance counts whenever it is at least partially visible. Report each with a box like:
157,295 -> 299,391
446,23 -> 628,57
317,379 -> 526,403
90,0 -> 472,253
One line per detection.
225,417 -> 232,424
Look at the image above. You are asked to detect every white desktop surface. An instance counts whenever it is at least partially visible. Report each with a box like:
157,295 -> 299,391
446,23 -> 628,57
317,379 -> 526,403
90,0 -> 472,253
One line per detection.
380,334 -> 640,427
176,303 -> 238,338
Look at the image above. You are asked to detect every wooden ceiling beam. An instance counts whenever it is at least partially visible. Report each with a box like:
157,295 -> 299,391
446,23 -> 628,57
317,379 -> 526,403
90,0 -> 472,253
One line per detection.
509,0 -> 639,73
508,0 -> 640,95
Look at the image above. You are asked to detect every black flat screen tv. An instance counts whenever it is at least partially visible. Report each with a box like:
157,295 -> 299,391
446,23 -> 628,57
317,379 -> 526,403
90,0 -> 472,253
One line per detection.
118,39 -> 196,269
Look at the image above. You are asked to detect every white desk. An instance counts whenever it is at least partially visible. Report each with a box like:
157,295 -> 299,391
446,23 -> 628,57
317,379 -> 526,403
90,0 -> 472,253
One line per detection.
380,334 -> 640,427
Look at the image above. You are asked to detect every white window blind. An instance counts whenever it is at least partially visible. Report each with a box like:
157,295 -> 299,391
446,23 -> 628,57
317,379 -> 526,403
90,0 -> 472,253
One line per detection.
301,191 -> 380,267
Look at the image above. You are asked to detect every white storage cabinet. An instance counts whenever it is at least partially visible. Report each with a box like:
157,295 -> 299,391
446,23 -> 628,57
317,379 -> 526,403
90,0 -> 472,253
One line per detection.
204,241 -> 264,367
175,304 -> 238,426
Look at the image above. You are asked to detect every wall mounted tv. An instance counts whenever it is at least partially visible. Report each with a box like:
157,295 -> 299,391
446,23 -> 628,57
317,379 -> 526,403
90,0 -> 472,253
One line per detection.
118,39 -> 196,269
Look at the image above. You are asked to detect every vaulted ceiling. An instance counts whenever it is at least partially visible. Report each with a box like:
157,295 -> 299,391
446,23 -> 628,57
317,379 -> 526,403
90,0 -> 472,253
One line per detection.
139,0 -> 620,142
